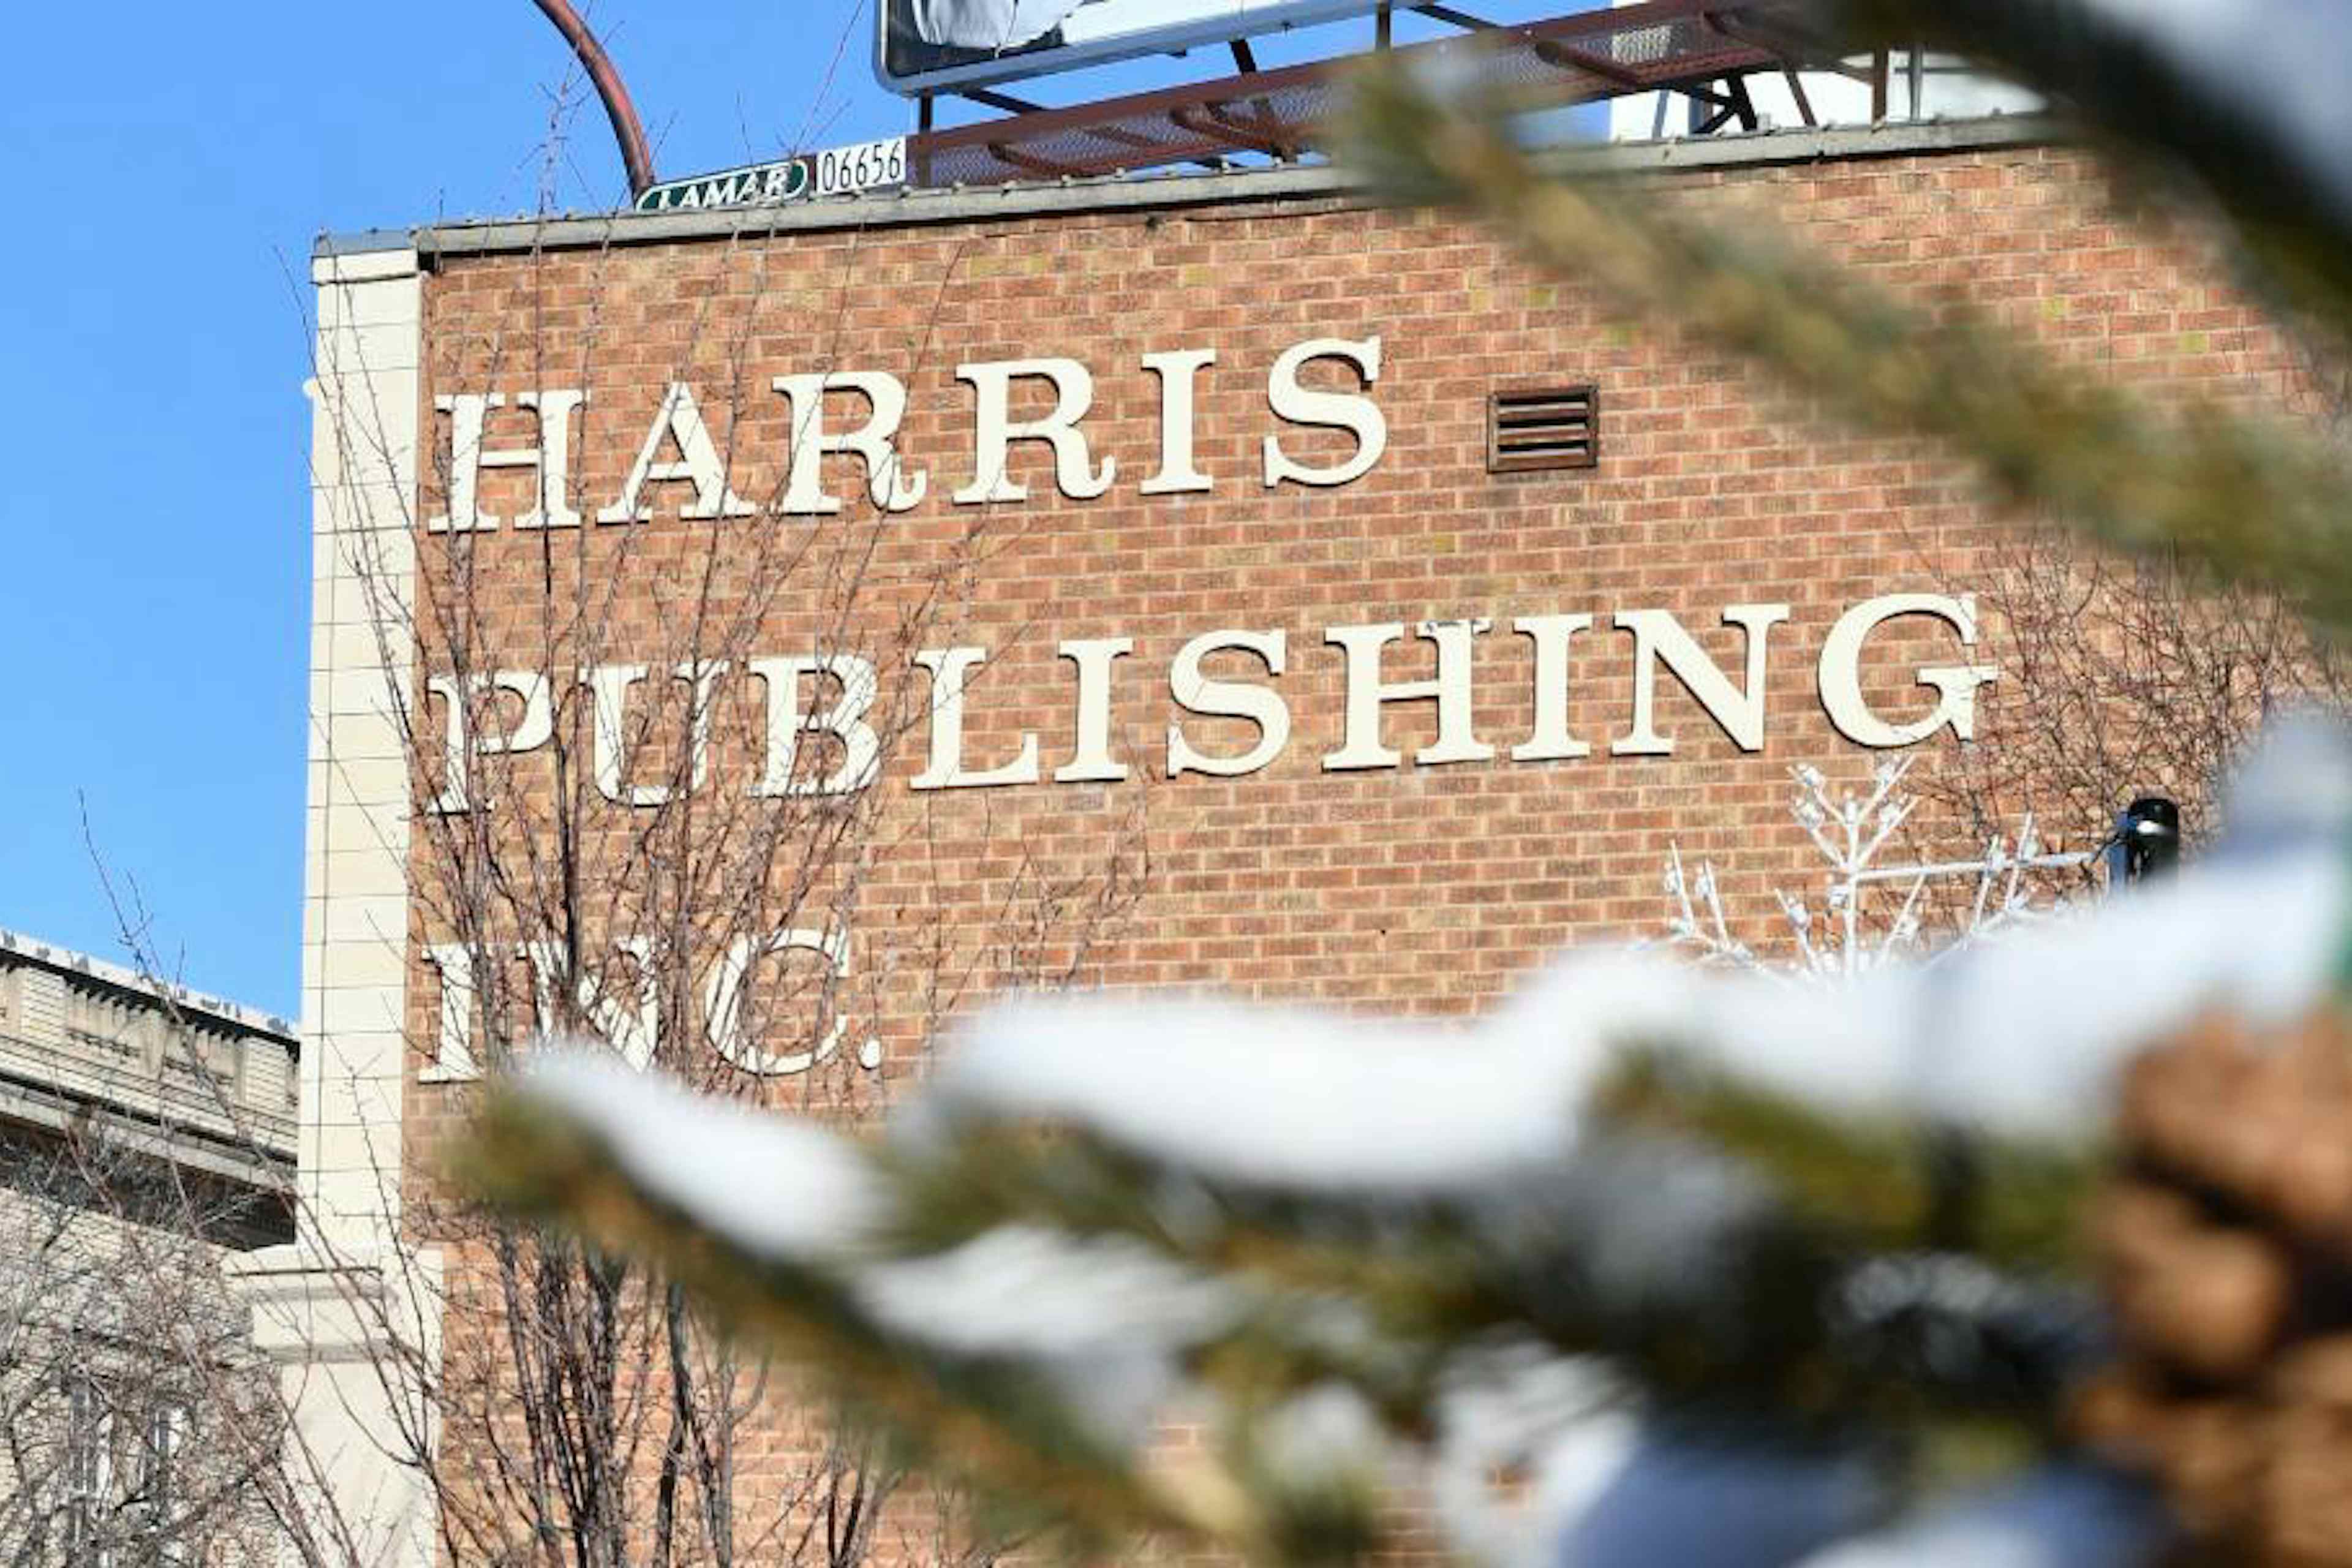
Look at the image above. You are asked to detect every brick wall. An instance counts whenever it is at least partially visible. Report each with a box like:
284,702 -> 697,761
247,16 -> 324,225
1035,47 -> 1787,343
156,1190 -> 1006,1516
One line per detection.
380,129 -> 2317,1557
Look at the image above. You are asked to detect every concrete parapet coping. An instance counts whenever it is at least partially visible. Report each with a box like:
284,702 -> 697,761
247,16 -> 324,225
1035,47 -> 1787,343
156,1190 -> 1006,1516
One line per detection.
318,115 -> 2060,264
0,924 -> 295,1039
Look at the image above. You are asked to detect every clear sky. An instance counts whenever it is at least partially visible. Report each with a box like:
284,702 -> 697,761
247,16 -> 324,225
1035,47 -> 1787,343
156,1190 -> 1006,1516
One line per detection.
0,1 -> 1586,1017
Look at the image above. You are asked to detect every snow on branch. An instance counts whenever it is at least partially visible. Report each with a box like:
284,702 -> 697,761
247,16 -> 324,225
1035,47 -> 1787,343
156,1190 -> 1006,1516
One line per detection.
471,720 -> 2352,1568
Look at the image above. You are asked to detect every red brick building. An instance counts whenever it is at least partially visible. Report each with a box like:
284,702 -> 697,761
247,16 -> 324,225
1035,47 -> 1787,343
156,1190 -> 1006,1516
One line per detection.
273,115 -> 2310,1564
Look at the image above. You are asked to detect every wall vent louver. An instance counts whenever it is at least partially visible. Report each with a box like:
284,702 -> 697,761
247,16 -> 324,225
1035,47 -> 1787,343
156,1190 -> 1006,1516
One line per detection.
1488,383 -> 1599,473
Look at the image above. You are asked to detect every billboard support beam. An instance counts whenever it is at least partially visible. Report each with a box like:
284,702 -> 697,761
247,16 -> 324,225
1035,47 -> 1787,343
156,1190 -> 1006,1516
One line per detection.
1782,64 -> 1819,126
964,87 -> 1049,114
527,0 -> 655,196
1536,39 -> 1643,88
1706,9 -> 1881,83
986,141 -> 1089,178
903,1 -> 1812,188
1416,4 -> 1498,29
1724,74 -> 1761,130
881,0 -> 1398,97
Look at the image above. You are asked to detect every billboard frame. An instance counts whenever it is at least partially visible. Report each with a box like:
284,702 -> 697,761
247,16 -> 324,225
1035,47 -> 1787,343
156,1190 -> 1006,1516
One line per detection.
875,0 -> 1390,97
897,0 -> 1803,187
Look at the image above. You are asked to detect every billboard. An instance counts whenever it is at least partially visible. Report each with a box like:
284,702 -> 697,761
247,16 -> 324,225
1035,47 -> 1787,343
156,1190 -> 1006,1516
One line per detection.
878,0 -> 1386,95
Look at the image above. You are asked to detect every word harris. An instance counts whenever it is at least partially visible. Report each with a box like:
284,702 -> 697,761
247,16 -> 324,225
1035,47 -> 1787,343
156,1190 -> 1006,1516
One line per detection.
426,333 -> 1999,812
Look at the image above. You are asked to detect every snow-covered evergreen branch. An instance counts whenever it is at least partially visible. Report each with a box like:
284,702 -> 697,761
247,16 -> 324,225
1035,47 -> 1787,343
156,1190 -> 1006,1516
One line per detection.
457,721 -> 2352,1568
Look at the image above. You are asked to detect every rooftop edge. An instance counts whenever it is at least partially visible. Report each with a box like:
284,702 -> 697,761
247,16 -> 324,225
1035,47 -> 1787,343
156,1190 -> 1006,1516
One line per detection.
317,115 -> 2060,264
0,925 -> 296,1042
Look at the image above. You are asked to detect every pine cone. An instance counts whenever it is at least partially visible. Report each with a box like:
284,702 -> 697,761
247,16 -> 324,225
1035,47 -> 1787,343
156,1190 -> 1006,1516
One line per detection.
2075,1011 -> 2352,1564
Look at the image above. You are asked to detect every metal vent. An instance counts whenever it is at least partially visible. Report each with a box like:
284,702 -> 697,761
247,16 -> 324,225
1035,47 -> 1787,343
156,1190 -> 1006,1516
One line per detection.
1488,383 -> 1599,473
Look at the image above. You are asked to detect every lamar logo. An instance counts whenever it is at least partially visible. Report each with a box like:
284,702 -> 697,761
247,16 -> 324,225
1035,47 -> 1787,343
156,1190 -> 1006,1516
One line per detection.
634,159 -> 809,212
631,138 -> 908,213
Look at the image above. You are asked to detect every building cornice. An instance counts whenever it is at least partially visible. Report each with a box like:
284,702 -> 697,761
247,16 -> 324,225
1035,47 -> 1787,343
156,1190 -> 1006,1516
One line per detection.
318,114 -> 2061,265
0,925 -> 293,1042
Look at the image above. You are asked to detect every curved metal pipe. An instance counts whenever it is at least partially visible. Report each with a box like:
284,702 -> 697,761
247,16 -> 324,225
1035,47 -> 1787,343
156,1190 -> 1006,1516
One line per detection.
529,0 -> 657,196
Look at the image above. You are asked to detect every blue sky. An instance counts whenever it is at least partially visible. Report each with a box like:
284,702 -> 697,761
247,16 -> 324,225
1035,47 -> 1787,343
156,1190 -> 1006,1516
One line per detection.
0,1 -> 1582,1017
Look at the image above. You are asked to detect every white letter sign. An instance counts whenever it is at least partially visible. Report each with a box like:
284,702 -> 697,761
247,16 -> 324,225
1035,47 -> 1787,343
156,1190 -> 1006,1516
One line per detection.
431,390 -> 586,532
598,382 -> 755,522
1167,630 -> 1291,778
1264,336 -> 1387,489
913,647 -> 1041,789
773,371 -> 928,514
953,358 -> 1115,503
1819,593 -> 1999,747
1324,619 -> 1494,771
750,655 -> 882,796
1612,605 -> 1790,756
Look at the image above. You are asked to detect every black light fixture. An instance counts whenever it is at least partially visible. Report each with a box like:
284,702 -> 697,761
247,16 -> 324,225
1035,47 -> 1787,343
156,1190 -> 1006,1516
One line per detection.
2107,796 -> 2182,888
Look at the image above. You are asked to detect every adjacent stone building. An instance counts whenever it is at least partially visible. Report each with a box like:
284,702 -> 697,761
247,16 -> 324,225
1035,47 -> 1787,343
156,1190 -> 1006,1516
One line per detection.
0,928 -> 298,1564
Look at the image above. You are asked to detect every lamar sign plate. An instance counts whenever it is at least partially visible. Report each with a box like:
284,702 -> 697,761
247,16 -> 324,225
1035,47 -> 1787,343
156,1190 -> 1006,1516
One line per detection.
878,0 -> 1385,94
636,138 -> 909,214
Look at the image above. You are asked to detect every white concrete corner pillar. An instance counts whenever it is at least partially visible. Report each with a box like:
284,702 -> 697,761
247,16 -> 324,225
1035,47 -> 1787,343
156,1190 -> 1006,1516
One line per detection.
303,241 -> 419,1259
290,243 -> 432,1565
229,1246 -> 444,1568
